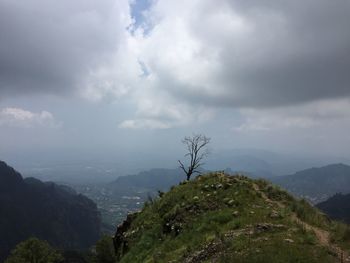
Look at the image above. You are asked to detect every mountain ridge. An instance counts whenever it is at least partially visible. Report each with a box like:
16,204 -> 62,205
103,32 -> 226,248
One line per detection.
272,163 -> 350,203
112,172 -> 350,262
0,160 -> 101,261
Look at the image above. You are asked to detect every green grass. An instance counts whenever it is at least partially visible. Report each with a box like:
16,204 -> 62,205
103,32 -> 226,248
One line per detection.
116,172 -> 347,262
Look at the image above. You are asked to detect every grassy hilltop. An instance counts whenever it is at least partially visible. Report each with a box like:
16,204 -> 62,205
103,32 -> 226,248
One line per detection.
113,172 -> 350,263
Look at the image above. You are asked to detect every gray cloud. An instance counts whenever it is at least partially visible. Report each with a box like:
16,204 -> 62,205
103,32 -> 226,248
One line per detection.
220,0 -> 350,107
1,0 -> 350,129
140,0 -> 350,109
0,0 -> 130,97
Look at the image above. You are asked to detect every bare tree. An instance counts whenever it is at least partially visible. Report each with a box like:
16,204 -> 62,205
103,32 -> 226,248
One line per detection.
178,134 -> 211,180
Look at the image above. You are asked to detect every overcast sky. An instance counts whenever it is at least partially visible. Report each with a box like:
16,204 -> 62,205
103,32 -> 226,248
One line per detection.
1,0 -> 350,171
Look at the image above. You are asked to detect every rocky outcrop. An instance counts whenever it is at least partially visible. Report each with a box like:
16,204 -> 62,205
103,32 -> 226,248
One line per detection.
113,212 -> 139,260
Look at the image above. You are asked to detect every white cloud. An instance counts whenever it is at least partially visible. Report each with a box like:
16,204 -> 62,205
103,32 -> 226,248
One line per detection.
130,0 -> 350,108
119,119 -> 171,129
4,0 -> 349,130
0,108 -> 60,128
119,92 -> 215,129
81,22 -> 143,101
109,0 -> 350,129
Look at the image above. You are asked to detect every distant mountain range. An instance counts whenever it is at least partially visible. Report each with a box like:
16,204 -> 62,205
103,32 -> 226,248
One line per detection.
0,161 -> 101,261
8,148 -> 349,184
110,168 -> 185,193
271,163 -> 350,203
73,164 -> 350,230
207,149 -> 350,177
109,164 -> 350,204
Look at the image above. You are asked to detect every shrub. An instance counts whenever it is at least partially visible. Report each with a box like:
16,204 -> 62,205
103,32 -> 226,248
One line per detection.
5,238 -> 63,263
95,235 -> 117,263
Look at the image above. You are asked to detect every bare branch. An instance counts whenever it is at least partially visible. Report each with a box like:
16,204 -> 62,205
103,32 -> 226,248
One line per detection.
178,134 -> 211,180
178,160 -> 187,174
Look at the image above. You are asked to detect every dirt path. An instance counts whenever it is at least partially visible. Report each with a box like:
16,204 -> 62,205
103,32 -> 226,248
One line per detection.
253,183 -> 349,262
292,214 -> 348,261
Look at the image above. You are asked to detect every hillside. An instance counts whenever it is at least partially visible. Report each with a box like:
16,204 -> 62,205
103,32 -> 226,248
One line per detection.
317,193 -> 350,224
74,167 -> 254,230
0,161 -> 101,261
113,172 -> 350,262
271,163 -> 350,203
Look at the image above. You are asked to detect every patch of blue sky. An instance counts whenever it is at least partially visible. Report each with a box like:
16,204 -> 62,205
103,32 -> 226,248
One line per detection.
129,0 -> 153,35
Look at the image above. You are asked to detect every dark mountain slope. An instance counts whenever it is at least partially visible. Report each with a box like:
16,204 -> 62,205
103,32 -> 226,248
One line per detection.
317,193 -> 350,224
272,163 -> 350,203
0,160 -> 101,261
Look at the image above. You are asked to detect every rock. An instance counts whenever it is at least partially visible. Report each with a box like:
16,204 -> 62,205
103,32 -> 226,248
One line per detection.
232,211 -> 239,217
223,197 -> 230,203
228,199 -> 235,206
256,223 -> 271,231
184,241 -> 223,263
255,223 -> 286,232
216,183 -> 223,189
113,211 -> 140,259
269,210 -> 280,218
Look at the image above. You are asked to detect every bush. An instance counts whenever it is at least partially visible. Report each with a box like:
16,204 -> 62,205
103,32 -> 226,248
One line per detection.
5,238 -> 63,263
265,185 -> 293,202
95,235 -> 117,263
330,223 -> 350,243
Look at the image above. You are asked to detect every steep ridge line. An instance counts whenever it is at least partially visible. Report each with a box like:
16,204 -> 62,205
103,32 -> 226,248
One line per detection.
252,183 -> 350,262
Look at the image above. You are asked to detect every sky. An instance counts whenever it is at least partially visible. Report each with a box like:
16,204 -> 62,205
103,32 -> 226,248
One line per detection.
0,0 -> 350,175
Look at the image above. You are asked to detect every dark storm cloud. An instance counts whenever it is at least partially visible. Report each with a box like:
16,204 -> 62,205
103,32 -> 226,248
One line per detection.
219,0 -> 350,107
0,0 -> 129,97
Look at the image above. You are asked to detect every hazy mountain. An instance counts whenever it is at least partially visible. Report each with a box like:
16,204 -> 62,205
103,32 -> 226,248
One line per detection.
271,163 -> 350,203
317,193 -> 350,224
207,149 -> 350,178
0,161 -> 101,261
109,168 -> 185,192
7,148 -> 350,185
